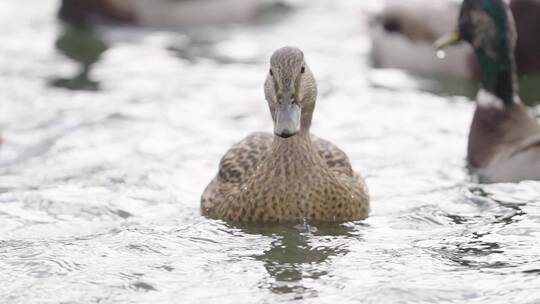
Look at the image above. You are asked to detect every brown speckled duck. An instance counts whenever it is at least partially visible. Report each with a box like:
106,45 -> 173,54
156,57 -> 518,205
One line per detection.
201,47 -> 369,222
436,0 -> 540,183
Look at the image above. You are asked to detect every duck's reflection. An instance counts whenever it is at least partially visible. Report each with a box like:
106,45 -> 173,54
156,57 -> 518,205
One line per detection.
51,24 -> 107,91
51,0 -> 293,91
57,0 -> 291,28
235,223 -> 359,299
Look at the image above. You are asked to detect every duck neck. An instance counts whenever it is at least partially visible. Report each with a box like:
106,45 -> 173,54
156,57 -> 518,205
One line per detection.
265,123 -> 322,176
271,127 -> 313,154
476,48 -> 518,106
474,7 -> 519,107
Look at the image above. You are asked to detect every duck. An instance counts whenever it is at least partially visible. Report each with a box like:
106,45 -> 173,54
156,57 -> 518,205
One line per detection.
510,0 -> 540,75
370,0 -> 473,79
436,0 -> 540,183
201,47 -> 369,222
58,0 -> 283,27
370,0 -> 540,79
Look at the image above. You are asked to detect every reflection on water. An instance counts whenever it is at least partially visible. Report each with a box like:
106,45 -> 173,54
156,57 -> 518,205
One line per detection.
1,0 -> 540,303
236,223 -> 355,299
433,186 -> 533,272
51,1 -> 293,90
373,70 -> 540,106
52,24 -> 107,90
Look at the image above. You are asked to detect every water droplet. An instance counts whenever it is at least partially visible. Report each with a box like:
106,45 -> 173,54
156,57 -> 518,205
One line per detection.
436,50 -> 446,59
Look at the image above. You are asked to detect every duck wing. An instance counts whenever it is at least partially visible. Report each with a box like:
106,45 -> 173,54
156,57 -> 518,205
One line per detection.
480,133 -> 540,183
215,132 -> 272,184
201,132 -> 272,213
312,135 -> 369,205
510,133 -> 540,158
312,135 -> 355,177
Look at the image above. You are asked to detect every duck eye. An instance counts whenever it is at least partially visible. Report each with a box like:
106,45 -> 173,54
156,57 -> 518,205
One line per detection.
300,66 -> 305,74
269,69 -> 274,76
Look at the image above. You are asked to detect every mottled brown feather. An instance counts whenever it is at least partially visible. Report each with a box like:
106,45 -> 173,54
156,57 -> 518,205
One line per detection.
201,132 -> 369,222
201,47 -> 369,223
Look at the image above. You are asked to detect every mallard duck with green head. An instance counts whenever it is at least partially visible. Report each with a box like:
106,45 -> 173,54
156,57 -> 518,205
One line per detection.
436,0 -> 540,183
371,0 -> 540,79
201,47 -> 369,222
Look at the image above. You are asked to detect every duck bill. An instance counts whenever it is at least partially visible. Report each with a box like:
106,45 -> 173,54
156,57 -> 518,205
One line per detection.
274,93 -> 301,138
434,29 -> 461,49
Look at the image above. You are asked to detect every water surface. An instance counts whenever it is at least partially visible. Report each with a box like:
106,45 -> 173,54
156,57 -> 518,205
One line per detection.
1,1 -> 540,303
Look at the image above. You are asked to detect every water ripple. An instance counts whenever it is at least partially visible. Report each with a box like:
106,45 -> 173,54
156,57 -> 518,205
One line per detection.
1,0 -> 540,303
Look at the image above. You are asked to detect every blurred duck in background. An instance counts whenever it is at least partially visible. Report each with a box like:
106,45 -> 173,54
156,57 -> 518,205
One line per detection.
59,0 -> 284,27
201,47 -> 369,222
436,0 -> 540,183
370,0 -> 540,79
370,0 -> 472,79
55,0 -> 289,90
510,0 -> 540,75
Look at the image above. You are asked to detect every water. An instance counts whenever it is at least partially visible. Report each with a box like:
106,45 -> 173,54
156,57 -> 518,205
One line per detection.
1,1 -> 540,303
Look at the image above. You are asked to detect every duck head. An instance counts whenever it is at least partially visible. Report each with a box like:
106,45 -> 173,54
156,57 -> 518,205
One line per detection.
265,47 -> 318,139
436,0 -> 518,104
